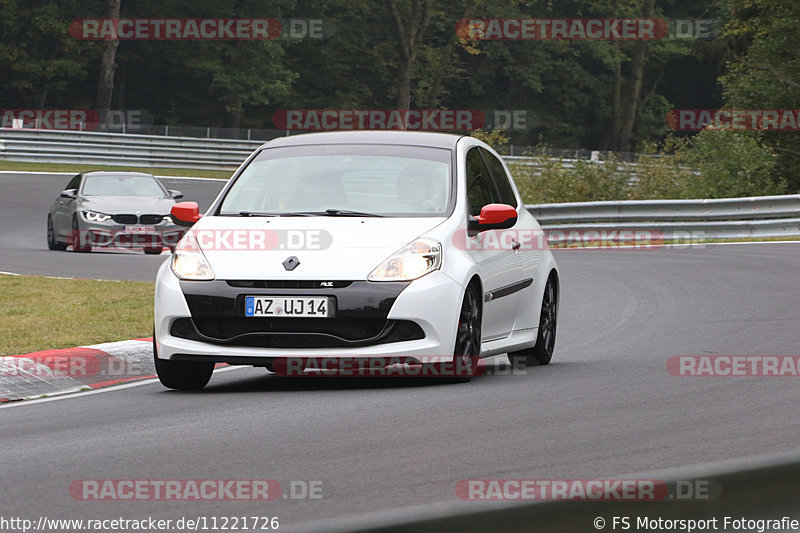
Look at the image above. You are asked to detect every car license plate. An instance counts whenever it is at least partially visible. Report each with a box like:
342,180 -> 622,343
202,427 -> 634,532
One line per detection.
125,225 -> 155,234
245,296 -> 331,318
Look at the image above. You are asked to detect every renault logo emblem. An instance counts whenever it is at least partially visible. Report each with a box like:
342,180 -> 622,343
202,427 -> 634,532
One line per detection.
282,256 -> 300,271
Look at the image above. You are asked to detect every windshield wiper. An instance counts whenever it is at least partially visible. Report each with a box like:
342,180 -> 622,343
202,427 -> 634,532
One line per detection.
228,211 -> 312,217
226,209 -> 383,217
319,209 -> 385,217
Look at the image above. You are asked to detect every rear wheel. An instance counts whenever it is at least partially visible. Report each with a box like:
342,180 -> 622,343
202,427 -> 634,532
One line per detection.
153,334 -> 214,390
508,274 -> 558,367
70,216 -> 92,252
47,215 -> 67,251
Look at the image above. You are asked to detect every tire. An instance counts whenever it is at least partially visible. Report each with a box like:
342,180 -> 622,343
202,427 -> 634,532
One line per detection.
508,273 -> 558,367
435,282 -> 481,382
144,247 -> 162,255
47,215 -> 67,251
153,334 -> 214,390
70,216 -> 92,252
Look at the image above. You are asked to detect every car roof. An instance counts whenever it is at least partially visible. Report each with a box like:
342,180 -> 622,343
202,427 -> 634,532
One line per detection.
81,171 -> 156,178
260,131 -> 464,150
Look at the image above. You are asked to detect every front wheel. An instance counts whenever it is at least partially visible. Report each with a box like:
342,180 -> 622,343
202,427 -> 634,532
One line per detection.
448,283 -> 482,381
508,274 -> 558,367
144,247 -> 163,255
70,216 -> 92,252
153,335 -> 213,390
47,215 -> 67,251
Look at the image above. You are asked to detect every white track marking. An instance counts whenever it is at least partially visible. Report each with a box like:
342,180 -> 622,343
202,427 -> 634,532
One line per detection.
0,365 -> 248,409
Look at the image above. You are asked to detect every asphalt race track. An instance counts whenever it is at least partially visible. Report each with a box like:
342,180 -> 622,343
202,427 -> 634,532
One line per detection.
1,172 -> 799,530
0,172 -> 226,280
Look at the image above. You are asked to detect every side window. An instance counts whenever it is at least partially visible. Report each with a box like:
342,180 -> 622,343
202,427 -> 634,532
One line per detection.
66,174 -> 81,191
480,147 -> 518,207
465,147 -> 499,216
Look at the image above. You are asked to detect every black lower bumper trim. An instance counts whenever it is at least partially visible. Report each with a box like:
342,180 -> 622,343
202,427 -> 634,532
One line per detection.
170,317 -> 425,348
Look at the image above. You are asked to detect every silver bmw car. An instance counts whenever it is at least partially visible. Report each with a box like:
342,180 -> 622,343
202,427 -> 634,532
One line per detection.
47,171 -> 187,254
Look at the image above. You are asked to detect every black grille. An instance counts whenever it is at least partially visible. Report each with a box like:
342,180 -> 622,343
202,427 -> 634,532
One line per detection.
112,214 -> 138,224
170,317 -> 424,348
227,280 -> 352,289
139,214 -> 164,225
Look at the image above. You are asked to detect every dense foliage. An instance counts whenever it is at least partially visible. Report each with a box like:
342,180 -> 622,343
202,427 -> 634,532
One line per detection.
1,0 -> 798,197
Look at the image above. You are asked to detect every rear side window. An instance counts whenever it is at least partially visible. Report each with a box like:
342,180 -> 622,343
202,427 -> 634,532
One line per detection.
465,147 -> 500,216
480,148 -> 518,207
66,174 -> 81,191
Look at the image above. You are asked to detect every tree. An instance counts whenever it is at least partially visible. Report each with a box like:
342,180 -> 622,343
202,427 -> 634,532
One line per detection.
95,0 -> 121,115
387,0 -> 431,109
719,0 -> 800,190
0,0 -> 100,108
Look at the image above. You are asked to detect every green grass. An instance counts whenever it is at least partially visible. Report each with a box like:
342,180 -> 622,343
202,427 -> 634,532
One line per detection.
0,160 -> 232,179
0,274 -> 155,355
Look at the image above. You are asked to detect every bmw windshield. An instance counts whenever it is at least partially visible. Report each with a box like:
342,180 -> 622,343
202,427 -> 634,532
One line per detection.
81,174 -> 167,197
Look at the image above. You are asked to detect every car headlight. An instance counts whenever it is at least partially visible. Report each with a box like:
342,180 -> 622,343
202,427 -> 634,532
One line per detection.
82,210 -> 111,222
170,231 -> 215,281
368,239 -> 442,281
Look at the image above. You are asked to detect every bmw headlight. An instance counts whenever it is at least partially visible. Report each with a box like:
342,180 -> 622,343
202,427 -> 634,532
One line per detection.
82,210 -> 111,222
170,231 -> 215,281
368,239 -> 442,281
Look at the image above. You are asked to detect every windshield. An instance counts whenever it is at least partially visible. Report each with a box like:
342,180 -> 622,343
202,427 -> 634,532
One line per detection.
218,144 -> 452,217
81,174 -> 166,197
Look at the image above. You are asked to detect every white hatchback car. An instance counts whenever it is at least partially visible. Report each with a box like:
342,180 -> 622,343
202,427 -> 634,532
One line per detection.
154,131 -> 559,389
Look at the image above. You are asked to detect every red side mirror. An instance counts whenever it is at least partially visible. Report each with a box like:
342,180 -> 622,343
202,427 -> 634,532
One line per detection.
170,202 -> 202,227
469,203 -> 518,231
476,203 -> 517,225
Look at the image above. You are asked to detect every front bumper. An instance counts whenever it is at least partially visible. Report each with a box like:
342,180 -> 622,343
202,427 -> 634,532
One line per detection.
154,261 -> 464,364
77,219 -> 185,250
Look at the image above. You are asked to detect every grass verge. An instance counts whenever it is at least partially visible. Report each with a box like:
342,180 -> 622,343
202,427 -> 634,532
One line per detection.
0,274 -> 154,355
0,160 -> 232,179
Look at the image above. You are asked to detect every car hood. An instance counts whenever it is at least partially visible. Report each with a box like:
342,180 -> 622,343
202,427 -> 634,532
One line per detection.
192,216 -> 447,280
79,196 -> 175,214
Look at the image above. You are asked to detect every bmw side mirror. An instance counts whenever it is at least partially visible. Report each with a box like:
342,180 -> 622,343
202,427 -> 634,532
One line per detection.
170,202 -> 203,227
468,203 -> 518,232
60,189 -> 77,199
168,189 -> 184,200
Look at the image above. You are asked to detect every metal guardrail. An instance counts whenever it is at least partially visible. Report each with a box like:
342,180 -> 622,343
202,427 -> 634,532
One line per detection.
527,195 -> 800,241
296,451 -> 800,533
0,129 -> 265,171
0,129 -> 651,172
2,129 -> 798,240
0,129 -> 656,173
